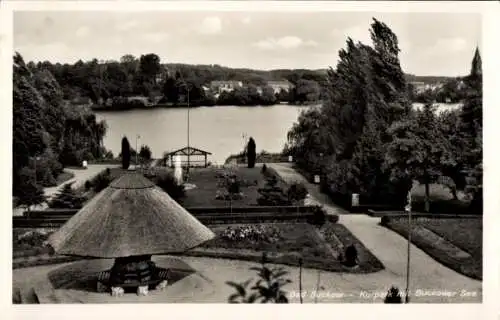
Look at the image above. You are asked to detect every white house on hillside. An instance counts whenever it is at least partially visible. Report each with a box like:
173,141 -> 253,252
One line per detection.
267,80 -> 294,94
210,80 -> 243,94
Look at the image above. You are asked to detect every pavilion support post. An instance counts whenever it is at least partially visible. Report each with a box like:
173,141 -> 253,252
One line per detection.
205,154 -> 207,167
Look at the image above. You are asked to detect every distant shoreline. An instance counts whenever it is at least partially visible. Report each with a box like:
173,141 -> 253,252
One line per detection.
91,102 -> 319,112
91,101 -> 461,112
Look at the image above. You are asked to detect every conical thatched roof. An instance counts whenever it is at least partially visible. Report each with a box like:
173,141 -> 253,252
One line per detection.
48,172 -> 215,258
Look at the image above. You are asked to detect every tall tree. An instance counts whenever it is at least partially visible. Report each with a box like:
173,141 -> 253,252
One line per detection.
386,104 -> 443,212
247,137 -> 256,168
139,53 -> 161,83
121,136 -> 131,169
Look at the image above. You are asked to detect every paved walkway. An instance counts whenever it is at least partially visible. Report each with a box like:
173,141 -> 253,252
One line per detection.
13,255 -> 481,303
267,163 -> 482,300
13,164 -> 119,216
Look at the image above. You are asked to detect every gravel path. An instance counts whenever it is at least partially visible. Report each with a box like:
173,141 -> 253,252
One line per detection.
13,164 -> 119,216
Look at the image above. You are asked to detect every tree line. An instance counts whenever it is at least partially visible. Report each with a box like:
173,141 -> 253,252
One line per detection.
284,18 -> 482,214
25,55 -> 327,107
13,52 -> 108,207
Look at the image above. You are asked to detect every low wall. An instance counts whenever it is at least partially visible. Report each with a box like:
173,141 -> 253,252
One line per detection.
14,210 -> 329,228
22,205 -> 317,218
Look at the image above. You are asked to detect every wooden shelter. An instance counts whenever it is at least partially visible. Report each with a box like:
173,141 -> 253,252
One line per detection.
47,172 -> 215,294
163,146 -> 212,168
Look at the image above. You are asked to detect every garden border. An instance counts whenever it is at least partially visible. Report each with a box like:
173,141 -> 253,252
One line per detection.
380,216 -> 481,280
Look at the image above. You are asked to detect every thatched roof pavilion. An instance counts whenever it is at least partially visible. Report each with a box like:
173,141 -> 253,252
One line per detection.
48,172 -> 215,293
48,172 -> 215,258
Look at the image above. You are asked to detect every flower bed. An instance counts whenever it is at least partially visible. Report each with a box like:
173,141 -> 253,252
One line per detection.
199,222 -> 384,273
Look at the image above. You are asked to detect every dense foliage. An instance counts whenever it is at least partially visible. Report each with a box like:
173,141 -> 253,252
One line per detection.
285,19 -> 482,213
139,144 -> 152,161
13,52 -> 107,202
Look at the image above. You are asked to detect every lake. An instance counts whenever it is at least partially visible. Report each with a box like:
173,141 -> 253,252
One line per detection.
96,102 -> 461,165
96,104 -> 311,164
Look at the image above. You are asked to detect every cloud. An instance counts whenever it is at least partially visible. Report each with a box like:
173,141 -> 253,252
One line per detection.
76,26 -> 90,38
432,37 -> 467,53
253,36 -> 317,50
143,32 -> 169,43
198,16 -> 222,35
331,25 -> 372,46
242,17 -> 251,24
115,20 -> 139,31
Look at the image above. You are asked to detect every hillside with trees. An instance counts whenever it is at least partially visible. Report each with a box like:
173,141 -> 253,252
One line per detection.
13,52 -> 108,206
20,51 -> 456,110
284,19 -> 482,213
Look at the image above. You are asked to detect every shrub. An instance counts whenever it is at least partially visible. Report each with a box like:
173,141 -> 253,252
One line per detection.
384,286 -> 403,303
307,205 -> 327,226
343,244 -> 358,267
92,171 -> 112,193
381,216 -> 390,226
84,180 -> 91,191
327,214 -> 339,224
287,182 -> 308,204
154,173 -> 185,202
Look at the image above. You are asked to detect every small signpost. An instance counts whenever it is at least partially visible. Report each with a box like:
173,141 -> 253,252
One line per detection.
314,175 -> 320,184
351,193 -> 359,207
288,155 -> 293,162
82,160 -> 88,169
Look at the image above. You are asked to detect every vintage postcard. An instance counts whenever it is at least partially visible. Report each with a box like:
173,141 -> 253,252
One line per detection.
2,1 -> 499,319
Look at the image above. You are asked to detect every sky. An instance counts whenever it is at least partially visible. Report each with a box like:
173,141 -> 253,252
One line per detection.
13,11 -> 482,76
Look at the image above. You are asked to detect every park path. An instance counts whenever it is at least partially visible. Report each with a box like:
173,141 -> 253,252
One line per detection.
13,164 -> 119,216
266,163 -> 481,299
13,255 -> 481,303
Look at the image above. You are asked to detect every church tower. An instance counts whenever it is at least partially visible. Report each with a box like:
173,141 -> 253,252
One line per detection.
470,46 -> 482,77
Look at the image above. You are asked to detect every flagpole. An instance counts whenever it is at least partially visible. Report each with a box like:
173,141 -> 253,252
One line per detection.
405,190 -> 412,303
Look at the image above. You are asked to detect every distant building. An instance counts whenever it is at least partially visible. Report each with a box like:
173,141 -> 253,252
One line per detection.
410,81 -> 443,94
267,80 -> 294,94
210,80 -> 243,94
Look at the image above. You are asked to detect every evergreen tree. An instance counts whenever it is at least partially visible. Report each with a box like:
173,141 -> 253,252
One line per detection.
121,136 -> 131,169
48,182 -> 85,209
17,174 -> 46,210
247,137 -> 256,168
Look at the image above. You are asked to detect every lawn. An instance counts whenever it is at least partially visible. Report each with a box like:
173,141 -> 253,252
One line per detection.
181,166 -> 287,207
383,217 -> 482,279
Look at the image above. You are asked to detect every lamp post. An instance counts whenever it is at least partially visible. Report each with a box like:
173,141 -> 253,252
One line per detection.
178,81 -> 193,177
135,134 -> 140,170
405,190 -> 412,303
